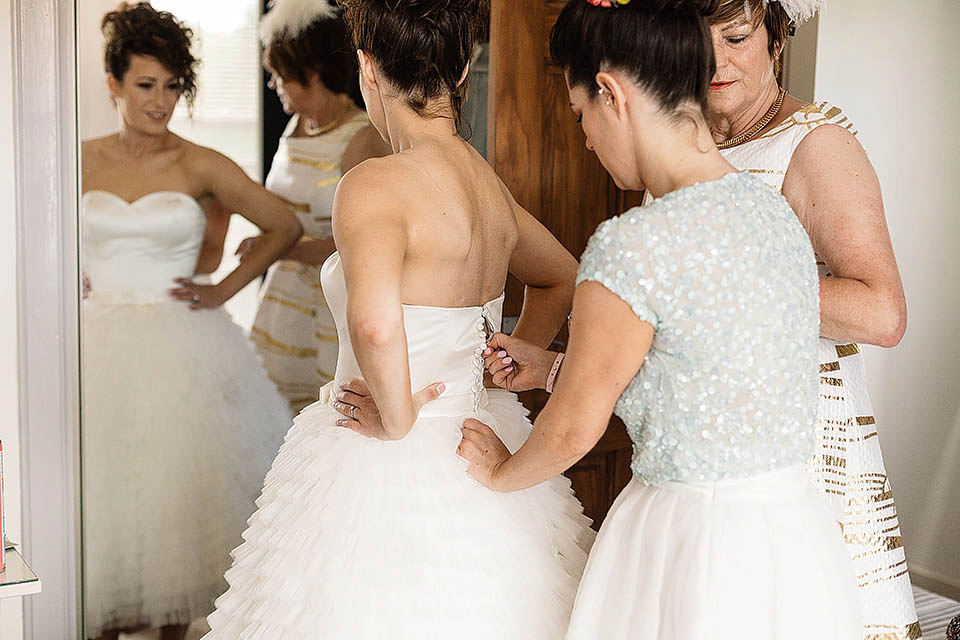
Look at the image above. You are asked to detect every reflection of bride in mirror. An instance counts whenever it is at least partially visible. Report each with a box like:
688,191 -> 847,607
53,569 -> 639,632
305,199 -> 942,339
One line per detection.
241,0 -> 391,415
80,3 -> 301,639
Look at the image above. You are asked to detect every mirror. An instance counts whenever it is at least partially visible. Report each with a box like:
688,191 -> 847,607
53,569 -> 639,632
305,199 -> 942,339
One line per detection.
76,2 -> 490,639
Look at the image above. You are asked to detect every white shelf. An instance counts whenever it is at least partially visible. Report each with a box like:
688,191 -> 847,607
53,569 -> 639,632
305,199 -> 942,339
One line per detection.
0,548 -> 42,598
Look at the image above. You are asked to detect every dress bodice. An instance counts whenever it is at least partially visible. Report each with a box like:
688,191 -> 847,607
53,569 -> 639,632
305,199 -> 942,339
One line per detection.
320,252 -> 504,417
578,172 -> 819,484
82,190 -> 206,304
265,114 -> 371,239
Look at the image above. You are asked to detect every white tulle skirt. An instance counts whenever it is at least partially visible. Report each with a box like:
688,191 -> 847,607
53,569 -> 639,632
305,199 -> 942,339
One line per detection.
566,469 -> 862,640
203,389 -> 594,639
81,300 -> 290,638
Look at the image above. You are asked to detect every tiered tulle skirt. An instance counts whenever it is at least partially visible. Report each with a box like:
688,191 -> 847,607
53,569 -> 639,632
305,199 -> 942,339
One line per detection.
204,389 -> 594,639
566,469 -> 862,639
81,300 -> 290,637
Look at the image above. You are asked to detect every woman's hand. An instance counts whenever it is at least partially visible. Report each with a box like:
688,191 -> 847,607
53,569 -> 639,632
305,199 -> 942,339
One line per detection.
482,333 -> 557,392
333,377 -> 446,441
235,236 -> 259,263
458,419 -> 511,490
283,237 -> 337,266
169,278 -> 227,310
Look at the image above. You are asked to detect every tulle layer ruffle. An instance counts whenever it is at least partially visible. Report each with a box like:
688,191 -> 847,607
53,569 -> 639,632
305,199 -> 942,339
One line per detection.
204,390 -> 594,639
81,301 -> 291,637
566,470 -> 862,639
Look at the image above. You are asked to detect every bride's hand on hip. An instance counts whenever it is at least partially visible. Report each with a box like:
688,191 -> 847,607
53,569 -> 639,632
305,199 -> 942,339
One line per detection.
334,378 -> 446,441
458,419 -> 510,490
169,278 -> 227,310
483,333 -> 556,392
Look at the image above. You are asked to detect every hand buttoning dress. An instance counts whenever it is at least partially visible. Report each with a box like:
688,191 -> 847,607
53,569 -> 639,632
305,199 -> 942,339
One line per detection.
81,190 -> 290,637
721,102 -> 921,640
204,252 -> 595,640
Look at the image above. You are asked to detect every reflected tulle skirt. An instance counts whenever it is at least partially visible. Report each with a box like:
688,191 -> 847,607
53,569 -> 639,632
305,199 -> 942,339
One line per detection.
566,469 -> 862,639
203,389 -> 594,639
81,300 -> 290,637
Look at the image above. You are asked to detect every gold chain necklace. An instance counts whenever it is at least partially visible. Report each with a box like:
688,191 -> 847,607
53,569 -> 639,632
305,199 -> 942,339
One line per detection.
717,87 -> 786,150
303,102 -> 357,137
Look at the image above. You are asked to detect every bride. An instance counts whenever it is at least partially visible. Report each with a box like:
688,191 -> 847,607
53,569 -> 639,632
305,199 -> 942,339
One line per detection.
81,3 -> 301,638
203,1 -> 594,638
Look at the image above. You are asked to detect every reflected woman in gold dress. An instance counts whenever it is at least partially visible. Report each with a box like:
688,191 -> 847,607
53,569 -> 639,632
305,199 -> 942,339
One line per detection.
241,0 -> 390,415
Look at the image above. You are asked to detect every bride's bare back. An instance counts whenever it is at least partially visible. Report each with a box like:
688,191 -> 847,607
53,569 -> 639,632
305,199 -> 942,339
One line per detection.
336,135 -> 519,309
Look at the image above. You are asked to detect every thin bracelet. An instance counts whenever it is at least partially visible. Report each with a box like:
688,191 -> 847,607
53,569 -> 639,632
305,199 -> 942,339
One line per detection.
545,352 -> 565,394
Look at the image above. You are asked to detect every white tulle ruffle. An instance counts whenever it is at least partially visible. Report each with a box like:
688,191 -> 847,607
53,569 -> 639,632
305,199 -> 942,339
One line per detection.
204,389 -> 594,639
81,300 -> 290,637
566,469 -> 861,639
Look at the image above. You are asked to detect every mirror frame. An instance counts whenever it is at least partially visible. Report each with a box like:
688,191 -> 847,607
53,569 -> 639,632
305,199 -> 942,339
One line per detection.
12,0 -> 82,637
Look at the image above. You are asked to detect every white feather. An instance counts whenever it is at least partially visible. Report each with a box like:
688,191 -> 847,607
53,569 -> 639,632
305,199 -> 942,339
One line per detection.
260,0 -> 339,43
766,0 -> 826,24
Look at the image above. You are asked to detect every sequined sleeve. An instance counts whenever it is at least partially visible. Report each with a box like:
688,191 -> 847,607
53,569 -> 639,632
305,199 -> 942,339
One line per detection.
576,211 -> 661,329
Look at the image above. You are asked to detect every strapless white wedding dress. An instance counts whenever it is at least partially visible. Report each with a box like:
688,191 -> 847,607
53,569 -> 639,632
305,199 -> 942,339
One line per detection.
203,252 -> 594,639
81,191 -> 290,637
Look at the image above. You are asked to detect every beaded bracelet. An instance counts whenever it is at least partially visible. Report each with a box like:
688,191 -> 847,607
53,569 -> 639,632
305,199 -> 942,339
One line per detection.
545,352 -> 565,394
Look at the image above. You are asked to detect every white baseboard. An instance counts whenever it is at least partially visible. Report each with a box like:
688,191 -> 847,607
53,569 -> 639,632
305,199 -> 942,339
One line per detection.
912,566 -> 960,602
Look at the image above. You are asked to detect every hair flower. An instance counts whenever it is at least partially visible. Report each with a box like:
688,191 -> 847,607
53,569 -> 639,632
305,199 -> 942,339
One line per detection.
587,0 -> 630,7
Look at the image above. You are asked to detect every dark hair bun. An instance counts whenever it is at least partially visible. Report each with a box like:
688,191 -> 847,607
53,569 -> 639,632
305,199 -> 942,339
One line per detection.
646,0 -> 720,17
550,0 -> 717,117
342,0 -> 487,124
101,2 -> 199,107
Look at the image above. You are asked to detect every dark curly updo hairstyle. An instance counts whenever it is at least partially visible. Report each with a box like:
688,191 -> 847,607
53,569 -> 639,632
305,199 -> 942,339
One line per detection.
101,2 -> 198,108
264,9 -> 364,107
340,0 -> 486,125
550,0 -> 720,119
710,0 -> 792,73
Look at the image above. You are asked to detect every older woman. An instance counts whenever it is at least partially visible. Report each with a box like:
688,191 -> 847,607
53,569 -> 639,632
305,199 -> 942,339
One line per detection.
240,0 -> 390,414
706,1 -> 917,637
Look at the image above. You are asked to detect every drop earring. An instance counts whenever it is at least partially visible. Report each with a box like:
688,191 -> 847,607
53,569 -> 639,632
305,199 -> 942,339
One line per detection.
598,87 -> 611,107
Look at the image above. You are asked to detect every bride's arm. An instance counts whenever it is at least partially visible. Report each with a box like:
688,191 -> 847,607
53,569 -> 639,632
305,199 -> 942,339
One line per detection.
507,199 -> 579,348
332,163 -> 419,440
188,146 -> 302,303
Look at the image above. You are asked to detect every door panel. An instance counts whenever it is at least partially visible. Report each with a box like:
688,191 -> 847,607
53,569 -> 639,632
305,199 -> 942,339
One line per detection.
488,0 -> 642,528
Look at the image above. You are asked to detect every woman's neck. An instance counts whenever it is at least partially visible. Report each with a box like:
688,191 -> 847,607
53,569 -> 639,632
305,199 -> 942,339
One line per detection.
381,101 -> 459,154
116,124 -> 173,157
709,81 -> 781,143
301,93 -> 358,134
642,124 -> 737,199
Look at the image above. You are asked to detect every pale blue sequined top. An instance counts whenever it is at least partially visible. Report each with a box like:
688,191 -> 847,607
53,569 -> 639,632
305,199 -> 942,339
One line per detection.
577,172 -> 819,484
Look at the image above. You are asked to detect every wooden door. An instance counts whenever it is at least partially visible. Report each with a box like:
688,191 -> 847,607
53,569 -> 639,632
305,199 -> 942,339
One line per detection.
487,0 -> 643,528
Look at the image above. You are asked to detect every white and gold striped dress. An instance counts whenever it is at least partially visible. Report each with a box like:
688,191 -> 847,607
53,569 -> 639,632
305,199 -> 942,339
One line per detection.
251,113 -> 372,415
722,102 -> 922,640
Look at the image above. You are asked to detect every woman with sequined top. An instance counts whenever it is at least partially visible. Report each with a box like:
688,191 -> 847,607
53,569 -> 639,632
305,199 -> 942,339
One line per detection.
707,2 -> 917,637
457,0 -> 861,636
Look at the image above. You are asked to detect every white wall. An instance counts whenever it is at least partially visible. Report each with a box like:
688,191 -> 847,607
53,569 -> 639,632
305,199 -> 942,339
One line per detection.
0,0 -> 24,634
815,1 -> 960,598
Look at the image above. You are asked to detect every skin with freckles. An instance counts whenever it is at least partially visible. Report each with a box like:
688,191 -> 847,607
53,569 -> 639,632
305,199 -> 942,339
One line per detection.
707,16 -> 906,347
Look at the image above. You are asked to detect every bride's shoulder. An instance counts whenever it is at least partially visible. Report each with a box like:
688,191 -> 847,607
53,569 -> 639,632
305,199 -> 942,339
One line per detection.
334,156 -> 412,222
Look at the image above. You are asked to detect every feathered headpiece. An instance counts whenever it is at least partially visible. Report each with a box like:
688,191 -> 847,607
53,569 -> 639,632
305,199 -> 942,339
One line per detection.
260,0 -> 339,44
766,0 -> 824,25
